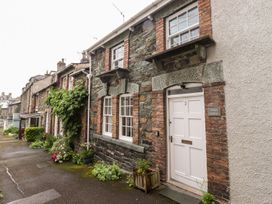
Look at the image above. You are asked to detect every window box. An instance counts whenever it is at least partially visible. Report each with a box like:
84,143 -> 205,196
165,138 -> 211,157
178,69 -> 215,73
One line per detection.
96,68 -> 129,83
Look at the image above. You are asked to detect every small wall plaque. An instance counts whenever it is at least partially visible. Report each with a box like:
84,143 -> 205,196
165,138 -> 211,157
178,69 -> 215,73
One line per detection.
208,107 -> 221,117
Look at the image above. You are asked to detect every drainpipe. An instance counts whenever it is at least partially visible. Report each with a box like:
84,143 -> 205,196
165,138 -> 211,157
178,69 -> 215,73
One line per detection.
81,70 -> 91,150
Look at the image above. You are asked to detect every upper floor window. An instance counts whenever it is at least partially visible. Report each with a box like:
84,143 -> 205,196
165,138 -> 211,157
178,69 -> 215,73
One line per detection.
68,75 -> 74,90
166,2 -> 199,48
119,94 -> 133,142
103,96 -> 112,137
61,76 -> 67,89
111,43 -> 124,69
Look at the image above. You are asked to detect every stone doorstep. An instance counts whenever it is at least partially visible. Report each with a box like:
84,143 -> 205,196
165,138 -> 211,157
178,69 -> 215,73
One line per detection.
158,183 -> 202,204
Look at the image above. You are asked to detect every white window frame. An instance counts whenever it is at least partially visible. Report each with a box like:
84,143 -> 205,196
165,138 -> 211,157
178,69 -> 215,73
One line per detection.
166,2 -> 199,49
103,96 -> 112,137
119,94 -> 133,142
111,43 -> 124,70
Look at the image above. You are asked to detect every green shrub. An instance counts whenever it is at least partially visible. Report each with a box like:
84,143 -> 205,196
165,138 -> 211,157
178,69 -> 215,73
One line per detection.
135,159 -> 150,174
50,137 -> 72,163
43,134 -> 57,150
29,140 -> 45,149
126,174 -> 134,187
72,152 -> 83,165
25,127 -> 44,142
92,161 -> 121,182
4,126 -> 19,135
202,192 -> 215,204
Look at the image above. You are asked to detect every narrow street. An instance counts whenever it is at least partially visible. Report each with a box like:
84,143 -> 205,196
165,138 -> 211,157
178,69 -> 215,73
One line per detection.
0,134 -> 174,204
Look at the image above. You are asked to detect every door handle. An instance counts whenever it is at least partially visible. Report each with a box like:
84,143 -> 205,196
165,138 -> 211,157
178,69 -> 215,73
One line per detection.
181,139 -> 192,145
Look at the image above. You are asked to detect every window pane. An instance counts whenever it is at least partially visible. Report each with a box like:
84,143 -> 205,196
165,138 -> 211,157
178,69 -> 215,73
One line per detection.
169,18 -> 178,35
171,36 -> 180,47
121,106 -> 124,115
122,117 -> 126,126
128,117 -> 132,126
121,97 -> 124,106
181,32 -> 189,43
122,127 -> 126,136
178,13 -> 187,30
127,127 -> 131,137
190,28 -> 199,39
188,7 -> 199,26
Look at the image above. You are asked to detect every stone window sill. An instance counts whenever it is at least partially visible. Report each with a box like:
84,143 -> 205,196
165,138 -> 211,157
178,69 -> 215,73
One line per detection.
145,35 -> 215,63
93,134 -> 145,153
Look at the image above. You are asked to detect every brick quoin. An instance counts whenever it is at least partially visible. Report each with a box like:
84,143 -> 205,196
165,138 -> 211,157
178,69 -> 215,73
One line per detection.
123,38 -> 129,69
104,48 -> 110,71
95,98 -> 103,135
204,83 -> 230,202
150,90 -> 167,181
112,96 -> 119,139
132,93 -> 140,144
199,0 -> 212,37
155,18 -> 166,53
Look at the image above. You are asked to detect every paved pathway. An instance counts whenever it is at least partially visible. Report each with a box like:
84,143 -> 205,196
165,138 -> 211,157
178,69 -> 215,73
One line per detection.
0,134 -> 174,204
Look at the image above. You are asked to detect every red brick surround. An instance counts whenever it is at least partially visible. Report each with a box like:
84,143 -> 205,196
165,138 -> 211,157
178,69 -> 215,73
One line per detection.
112,96 -> 119,139
95,98 -> 103,135
132,93 -> 140,144
104,48 -> 110,71
155,18 -> 166,53
199,0 -> 212,37
204,83 -> 230,201
150,91 -> 167,180
123,38 -> 130,69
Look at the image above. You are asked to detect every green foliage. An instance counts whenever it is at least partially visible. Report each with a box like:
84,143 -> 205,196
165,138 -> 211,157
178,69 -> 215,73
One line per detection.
72,152 -> 83,165
202,192 -> 215,204
4,126 -> 19,135
135,159 -> 150,174
80,149 -> 94,160
29,140 -> 45,149
126,174 -> 134,187
43,134 -> 57,150
46,81 -> 88,141
91,161 -> 122,182
25,127 -> 44,142
50,137 -> 72,163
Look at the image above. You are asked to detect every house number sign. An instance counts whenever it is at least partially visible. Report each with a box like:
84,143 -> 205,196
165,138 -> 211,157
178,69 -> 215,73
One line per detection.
208,106 -> 221,117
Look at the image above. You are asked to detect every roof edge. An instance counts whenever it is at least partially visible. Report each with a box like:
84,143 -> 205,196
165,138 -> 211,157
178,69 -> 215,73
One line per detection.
86,0 -> 173,52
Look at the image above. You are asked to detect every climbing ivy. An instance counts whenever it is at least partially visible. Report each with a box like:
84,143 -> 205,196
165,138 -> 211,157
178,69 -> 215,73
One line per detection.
46,81 -> 88,142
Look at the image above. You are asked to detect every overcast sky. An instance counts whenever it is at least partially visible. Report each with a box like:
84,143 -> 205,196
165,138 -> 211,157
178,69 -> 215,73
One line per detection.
0,0 -> 154,97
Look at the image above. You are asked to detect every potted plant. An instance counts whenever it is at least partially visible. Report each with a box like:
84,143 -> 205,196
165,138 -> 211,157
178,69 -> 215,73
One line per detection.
133,159 -> 160,193
80,149 -> 94,164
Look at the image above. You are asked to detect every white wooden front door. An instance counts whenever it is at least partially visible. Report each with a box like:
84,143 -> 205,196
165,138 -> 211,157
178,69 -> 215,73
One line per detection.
168,93 -> 207,191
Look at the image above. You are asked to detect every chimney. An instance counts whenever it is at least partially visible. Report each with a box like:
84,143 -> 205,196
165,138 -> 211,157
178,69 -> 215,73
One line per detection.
57,58 -> 66,71
9,93 -> 12,98
80,52 -> 89,63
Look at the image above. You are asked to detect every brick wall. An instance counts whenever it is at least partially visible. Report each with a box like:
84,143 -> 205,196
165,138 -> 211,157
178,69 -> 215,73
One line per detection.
104,48 -> 110,71
95,98 -> 103,135
155,18 -> 165,53
132,93 -> 140,144
204,83 -> 230,202
123,38 -> 129,69
199,0 -> 212,37
150,90 -> 167,180
112,96 -> 119,139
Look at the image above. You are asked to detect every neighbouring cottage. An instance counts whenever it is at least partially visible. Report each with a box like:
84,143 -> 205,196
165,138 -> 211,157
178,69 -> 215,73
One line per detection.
85,0 -> 229,202
53,55 -> 90,140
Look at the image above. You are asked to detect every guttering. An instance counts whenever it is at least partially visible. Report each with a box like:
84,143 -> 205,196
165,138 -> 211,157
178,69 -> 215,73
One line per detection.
86,0 -> 173,52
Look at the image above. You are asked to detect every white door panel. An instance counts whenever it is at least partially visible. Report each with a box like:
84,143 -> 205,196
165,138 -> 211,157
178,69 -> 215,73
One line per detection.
169,93 -> 207,191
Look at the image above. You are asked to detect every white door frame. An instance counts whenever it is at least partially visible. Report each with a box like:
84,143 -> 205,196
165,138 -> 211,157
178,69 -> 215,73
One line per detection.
166,85 -> 207,195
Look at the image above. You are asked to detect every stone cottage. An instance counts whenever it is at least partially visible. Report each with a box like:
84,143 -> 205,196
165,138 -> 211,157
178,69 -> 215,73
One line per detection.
86,0 -> 228,202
